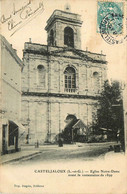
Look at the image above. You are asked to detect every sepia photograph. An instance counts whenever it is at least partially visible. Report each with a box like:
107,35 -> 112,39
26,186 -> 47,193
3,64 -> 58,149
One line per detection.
0,0 -> 127,193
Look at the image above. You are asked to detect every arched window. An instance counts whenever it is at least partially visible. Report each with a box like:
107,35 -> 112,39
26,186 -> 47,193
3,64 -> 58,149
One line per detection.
64,27 -> 74,47
37,65 -> 45,87
49,29 -> 54,46
64,66 -> 76,92
93,72 -> 100,93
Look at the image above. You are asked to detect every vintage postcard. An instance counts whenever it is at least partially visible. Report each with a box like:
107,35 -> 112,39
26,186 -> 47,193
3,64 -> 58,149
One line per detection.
0,0 -> 127,193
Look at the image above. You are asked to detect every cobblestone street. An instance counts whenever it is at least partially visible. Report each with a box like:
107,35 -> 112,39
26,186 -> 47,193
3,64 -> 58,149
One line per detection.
5,142 -> 119,165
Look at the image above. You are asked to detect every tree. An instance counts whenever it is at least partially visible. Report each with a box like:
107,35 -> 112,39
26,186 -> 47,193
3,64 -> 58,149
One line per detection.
94,80 -> 124,142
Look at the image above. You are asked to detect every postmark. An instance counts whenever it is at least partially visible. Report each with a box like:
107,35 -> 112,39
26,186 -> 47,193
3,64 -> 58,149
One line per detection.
97,1 -> 127,44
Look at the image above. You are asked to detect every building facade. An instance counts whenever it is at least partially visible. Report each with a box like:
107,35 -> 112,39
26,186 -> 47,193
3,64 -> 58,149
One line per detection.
21,9 -> 107,144
0,35 -> 24,155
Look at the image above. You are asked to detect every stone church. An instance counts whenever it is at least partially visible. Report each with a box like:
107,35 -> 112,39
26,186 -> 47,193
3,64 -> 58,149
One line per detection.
21,8 -> 107,144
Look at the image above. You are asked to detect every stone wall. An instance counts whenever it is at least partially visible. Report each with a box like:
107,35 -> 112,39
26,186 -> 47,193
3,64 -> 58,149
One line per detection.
1,37 -> 22,122
45,10 -> 82,49
21,95 -> 99,144
21,43 -> 107,144
48,21 -> 82,49
0,35 -> 23,154
22,47 -> 107,96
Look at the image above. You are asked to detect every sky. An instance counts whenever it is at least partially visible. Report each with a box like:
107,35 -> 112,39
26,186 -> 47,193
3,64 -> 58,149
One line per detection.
1,0 -> 127,82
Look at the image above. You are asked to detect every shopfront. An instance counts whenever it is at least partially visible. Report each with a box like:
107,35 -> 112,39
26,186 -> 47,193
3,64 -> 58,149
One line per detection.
1,119 -> 25,155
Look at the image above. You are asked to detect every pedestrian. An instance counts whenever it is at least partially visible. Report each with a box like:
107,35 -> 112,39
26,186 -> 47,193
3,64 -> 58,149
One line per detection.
58,138 -> 63,147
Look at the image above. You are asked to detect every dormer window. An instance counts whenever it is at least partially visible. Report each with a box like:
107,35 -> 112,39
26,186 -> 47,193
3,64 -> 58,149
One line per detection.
64,27 -> 74,47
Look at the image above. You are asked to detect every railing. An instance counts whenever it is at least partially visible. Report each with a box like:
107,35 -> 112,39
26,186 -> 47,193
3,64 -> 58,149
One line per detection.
64,88 -> 76,93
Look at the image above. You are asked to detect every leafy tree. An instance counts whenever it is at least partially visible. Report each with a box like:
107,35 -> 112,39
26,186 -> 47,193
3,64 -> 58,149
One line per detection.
94,80 -> 124,142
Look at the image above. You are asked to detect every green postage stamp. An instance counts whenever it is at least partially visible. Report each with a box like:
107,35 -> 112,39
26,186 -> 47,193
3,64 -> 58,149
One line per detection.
97,1 -> 126,44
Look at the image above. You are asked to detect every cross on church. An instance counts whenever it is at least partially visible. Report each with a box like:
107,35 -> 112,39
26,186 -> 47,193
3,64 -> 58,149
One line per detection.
64,3 -> 71,12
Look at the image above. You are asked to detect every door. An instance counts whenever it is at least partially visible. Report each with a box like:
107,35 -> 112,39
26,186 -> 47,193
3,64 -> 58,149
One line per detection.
2,125 -> 7,154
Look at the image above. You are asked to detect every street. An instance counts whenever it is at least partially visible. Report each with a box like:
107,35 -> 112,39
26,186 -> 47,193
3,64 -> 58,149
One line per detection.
8,142 -> 117,165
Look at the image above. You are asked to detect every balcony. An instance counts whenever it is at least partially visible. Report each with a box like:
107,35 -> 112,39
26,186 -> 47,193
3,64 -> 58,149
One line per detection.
64,88 -> 76,93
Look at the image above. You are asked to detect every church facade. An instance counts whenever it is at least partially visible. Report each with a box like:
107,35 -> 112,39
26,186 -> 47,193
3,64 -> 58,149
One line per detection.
21,9 -> 107,144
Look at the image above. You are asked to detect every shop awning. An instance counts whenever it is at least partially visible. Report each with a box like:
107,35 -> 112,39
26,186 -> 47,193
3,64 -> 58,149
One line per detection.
2,118 -> 25,131
9,120 -> 26,137
9,120 -> 26,130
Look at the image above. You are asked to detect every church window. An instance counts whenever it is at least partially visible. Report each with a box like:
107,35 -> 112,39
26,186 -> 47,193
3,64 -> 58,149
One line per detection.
64,27 -> 74,47
64,66 -> 76,92
93,72 -> 100,93
49,29 -> 54,46
37,65 -> 45,87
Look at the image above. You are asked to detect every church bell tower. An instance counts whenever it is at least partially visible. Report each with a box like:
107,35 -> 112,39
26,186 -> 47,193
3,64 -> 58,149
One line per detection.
45,6 -> 83,50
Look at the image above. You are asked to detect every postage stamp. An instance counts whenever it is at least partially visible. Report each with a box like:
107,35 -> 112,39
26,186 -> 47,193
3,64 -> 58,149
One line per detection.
97,1 -> 126,44
97,1 -> 124,33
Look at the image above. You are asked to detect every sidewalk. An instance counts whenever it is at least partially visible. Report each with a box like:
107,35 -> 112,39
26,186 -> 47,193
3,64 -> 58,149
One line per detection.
0,147 -> 42,165
0,144 -> 62,165
0,142 -> 122,164
104,150 -> 126,160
